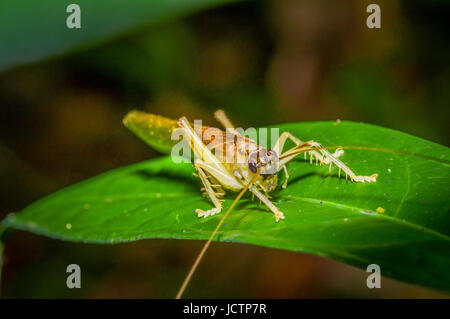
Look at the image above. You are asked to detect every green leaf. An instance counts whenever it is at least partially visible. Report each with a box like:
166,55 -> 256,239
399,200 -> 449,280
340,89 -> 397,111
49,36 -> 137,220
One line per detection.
2,121 -> 450,292
0,0 -> 238,72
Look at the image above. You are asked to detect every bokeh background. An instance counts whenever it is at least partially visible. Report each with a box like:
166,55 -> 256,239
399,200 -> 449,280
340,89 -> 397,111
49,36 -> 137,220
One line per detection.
1,0 -> 449,298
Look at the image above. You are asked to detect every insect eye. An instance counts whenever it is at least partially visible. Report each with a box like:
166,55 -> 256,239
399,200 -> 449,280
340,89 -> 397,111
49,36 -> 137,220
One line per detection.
248,162 -> 257,173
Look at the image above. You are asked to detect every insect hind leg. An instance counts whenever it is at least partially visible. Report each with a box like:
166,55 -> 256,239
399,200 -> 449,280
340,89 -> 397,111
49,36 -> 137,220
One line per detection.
214,110 -> 240,134
194,161 -> 223,218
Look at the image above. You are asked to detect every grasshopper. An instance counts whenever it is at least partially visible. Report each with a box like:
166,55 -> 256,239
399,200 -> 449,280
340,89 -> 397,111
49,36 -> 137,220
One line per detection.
123,109 -> 378,223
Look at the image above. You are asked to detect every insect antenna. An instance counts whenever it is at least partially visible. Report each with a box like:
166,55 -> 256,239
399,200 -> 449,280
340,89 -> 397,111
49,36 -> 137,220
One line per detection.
175,169 -> 261,299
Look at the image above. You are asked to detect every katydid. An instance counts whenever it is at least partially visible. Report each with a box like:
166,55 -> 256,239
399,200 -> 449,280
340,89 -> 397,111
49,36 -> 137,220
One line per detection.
123,109 -> 378,223
123,109 -> 379,299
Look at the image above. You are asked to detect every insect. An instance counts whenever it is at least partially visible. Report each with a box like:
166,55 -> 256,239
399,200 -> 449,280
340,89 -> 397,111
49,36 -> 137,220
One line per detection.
123,109 -> 378,223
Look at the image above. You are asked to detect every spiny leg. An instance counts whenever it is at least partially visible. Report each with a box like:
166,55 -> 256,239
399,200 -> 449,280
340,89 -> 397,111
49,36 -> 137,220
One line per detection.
201,182 -> 226,198
273,132 -> 344,188
273,131 -> 344,165
279,140 -> 378,183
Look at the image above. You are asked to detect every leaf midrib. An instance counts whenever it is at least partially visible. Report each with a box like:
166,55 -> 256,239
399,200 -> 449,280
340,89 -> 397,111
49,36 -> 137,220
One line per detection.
6,192 -> 449,243
278,194 -> 450,242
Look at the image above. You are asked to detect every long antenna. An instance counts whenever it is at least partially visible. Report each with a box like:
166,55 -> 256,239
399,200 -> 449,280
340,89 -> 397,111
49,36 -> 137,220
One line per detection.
175,170 -> 261,299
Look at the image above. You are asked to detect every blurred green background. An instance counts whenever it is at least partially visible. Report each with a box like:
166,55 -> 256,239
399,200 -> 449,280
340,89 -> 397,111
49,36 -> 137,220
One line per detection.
0,0 -> 449,298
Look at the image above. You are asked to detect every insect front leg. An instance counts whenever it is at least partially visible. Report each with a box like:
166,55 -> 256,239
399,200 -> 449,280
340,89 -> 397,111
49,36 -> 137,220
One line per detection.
279,140 -> 378,183
273,132 -> 344,165
282,165 -> 289,189
273,132 -> 344,188
249,185 -> 285,222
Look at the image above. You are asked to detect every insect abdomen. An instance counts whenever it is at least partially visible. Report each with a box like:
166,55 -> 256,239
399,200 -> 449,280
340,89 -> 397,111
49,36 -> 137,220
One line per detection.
123,110 -> 179,154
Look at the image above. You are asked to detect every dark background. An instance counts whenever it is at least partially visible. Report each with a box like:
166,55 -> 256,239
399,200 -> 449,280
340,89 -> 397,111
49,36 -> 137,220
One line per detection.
0,0 -> 449,298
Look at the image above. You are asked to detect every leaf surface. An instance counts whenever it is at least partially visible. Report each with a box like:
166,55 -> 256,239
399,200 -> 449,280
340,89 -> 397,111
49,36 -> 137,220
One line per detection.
2,121 -> 450,291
